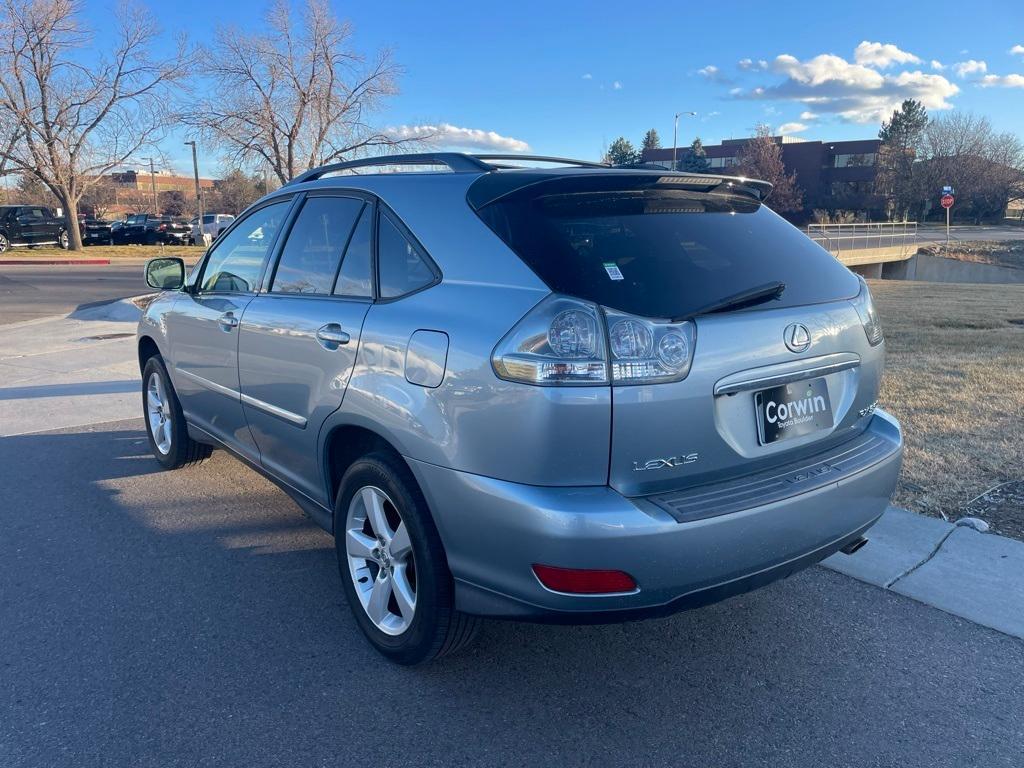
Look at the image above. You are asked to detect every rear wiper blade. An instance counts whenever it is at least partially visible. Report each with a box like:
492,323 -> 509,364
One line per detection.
673,281 -> 786,321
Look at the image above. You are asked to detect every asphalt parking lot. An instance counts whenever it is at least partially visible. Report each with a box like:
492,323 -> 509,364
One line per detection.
0,264 -> 145,325
2,419 -> 1023,767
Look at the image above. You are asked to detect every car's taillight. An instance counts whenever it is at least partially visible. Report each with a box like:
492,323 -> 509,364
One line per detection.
491,294 -> 696,386
492,295 -> 608,385
604,308 -> 696,385
851,278 -> 883,346
158,223 -> 167,231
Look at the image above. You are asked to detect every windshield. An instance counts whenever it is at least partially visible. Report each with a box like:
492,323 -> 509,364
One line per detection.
475,182 -> 860,319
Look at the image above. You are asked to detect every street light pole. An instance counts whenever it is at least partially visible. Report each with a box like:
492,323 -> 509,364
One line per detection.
672,111 -> 697,170
185,141 -> 204,239
140,157 -> 158,213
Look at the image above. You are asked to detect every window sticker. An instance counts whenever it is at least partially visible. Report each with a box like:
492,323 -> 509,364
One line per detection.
603,262 -> 624,281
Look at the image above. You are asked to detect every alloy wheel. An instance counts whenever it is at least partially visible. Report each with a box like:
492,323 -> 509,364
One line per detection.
0,234 -> 8,253
345,485 -> 417,636
59,230 -> 69,249
146,371 -> 172,455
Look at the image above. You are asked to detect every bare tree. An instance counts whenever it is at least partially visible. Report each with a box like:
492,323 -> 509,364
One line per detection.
919,113 -> 1024,223
733,125 -> 804,215
188,0 -> 417,184
0,0 -> 190,249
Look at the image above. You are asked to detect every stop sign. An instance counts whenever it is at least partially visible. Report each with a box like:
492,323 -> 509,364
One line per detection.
940,194 -> 955,209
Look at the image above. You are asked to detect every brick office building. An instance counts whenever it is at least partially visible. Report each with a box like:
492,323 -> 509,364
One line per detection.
643,136 -> 885,218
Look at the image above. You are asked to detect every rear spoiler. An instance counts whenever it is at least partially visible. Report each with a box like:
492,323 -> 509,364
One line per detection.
466,170 -> 773,210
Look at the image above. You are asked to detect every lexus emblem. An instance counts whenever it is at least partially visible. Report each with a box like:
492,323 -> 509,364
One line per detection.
784,323 -> 811,353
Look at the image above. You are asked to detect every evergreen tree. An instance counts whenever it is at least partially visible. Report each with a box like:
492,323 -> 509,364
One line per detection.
605,137 -> 639,167
678,137 -> 710,172
876,99 -> 929,221
641,129 -> 661,156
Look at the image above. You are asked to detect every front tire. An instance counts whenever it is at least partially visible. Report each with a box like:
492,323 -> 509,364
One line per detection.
0,232 -> 8,253
335,452 -> 480,665
58,229 -> 69,250
142,355 -> 211,469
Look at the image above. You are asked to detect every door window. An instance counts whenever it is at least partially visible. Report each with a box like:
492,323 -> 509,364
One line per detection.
200,200 -> 290,293
271,197 -> 363,295
377,212 -> 437,299
333,205 -> 373,298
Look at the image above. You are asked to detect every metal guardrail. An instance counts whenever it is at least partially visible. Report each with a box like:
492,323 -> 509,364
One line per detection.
806,222 -> 917,258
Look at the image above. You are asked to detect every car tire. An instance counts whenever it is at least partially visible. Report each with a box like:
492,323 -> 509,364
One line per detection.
335,451 -> 480,665
142,355 -> 212,470
58,229 -> 69,249
0,232 -> 8,253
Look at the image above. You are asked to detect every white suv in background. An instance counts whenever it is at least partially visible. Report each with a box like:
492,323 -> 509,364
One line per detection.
190,213 -> 235,244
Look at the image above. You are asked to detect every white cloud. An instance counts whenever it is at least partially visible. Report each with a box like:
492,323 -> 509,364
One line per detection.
954,59 -> 987,78
729,87 -> 743,95
930,60 -> 945,70
738,58 -> 768,71
799,110 -> 818,120
854,41 -> 921,68
386,123 -> 530,152
732,51 -> 959,123
979,73 -> 1024,88
698,65 -> 718,78
777,122 -> 808,135
1010,45 -> 1024,56
612,80 -> 622,90
582,73 -> 592,79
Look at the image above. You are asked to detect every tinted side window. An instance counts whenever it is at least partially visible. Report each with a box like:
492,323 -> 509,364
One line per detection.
200,200 -> 290,293
377,213 -> 436,299
334,205 -> 373,298
271,197 -> 362,295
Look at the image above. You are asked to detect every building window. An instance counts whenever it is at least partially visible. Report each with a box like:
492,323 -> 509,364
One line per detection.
707,156 -> 738,168
833,153 -> 876,168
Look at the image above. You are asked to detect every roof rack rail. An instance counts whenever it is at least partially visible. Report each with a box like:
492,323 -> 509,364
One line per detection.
470,154 -> 611,169
288,153 -> 492,185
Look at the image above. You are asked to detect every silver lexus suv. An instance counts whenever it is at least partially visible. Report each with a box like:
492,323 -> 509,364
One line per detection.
138,153 -> 903,665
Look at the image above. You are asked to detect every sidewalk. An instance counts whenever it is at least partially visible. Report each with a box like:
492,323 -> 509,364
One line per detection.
0,300 -> 142,436
822,507 -> 1024,639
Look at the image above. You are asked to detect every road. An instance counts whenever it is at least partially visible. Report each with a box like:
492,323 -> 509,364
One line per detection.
0,264 -> 148,325
1,420 -> 1022,767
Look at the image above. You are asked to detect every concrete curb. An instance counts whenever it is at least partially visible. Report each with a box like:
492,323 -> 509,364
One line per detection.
822,507 -> 1024,639
0,258 -> 111,265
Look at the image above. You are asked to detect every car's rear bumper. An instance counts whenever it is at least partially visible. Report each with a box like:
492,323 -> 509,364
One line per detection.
407,409 -> 902,622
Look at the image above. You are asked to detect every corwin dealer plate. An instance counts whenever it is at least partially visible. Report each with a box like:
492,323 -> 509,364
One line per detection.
754,377 -> 833,445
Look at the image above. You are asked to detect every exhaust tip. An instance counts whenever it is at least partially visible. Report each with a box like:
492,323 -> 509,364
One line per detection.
840,536 -> 868,556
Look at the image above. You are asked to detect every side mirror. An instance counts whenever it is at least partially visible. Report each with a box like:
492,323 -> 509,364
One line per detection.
145,257 -> 186,290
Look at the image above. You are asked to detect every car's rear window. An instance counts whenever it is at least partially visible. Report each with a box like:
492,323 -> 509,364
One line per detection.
474,178 -> 860,319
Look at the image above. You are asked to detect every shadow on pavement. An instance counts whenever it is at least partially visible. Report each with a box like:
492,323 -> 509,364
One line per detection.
1,421 -> 1022,767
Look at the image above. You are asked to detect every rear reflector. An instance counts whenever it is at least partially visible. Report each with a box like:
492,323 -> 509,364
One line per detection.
532,564 -> 636,594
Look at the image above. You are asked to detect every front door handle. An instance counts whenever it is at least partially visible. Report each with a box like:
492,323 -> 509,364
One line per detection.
316,323 -> 350,348
218,312 -> 239,331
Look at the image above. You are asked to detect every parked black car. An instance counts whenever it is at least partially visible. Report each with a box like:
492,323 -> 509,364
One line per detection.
112,213 -> 191,245
0,205 -> 69,252
78,216 -> 113,246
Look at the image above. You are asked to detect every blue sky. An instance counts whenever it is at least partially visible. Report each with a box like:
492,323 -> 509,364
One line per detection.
82,0 -> 1024,177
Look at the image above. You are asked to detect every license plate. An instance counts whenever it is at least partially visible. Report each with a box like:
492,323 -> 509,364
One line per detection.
754,377 -> 833,445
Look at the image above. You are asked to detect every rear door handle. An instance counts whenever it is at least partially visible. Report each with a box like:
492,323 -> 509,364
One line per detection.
316,324 -> 350,348
218,312 -> 239,331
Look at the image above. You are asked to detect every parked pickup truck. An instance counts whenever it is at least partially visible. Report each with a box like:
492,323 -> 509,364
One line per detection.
78,216 -> 113,246
0,205 -> 69,252
112,213 -> 191,246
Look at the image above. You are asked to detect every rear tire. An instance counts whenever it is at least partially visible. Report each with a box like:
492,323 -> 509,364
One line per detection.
0,233 -> 8,253
335,452 -> 480,665
142,355 -> 212,469
58,229 -> 69,250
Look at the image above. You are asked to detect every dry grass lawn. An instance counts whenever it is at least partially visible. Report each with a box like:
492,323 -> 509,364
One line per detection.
1,244 -> 206,260
870,280 -> 1024,537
